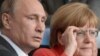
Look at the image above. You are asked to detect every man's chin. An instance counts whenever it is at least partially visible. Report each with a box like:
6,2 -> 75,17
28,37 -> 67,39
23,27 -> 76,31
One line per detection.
31,42 -> 41,48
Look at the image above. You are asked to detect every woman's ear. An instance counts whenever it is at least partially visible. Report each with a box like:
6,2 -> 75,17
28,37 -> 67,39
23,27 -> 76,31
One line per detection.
2,13 -> 11,29
58,32 -> 64,45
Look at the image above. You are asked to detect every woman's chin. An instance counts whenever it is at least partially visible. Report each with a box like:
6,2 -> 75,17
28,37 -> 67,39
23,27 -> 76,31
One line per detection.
78,49 -> 92,56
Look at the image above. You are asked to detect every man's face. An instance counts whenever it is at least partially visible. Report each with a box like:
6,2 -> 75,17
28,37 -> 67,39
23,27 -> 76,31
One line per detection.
9,0 -> 46,51
76,24 -> 97,56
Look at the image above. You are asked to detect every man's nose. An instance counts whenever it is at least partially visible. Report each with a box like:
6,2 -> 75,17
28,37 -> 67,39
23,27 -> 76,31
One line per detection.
35,21 -> 44,33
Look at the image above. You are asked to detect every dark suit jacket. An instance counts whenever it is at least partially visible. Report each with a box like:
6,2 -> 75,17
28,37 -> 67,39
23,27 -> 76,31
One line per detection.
0,36 -> 18,56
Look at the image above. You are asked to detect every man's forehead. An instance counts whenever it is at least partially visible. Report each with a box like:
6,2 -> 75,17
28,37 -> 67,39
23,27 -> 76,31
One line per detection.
14,0 -> 41,9
14,0 -> 42,11
13,0 -> 46,16
16,0 -> 39,4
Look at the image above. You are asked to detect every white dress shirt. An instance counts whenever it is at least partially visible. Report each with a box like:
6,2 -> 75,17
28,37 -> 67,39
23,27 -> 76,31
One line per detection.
0,32 -> 28,56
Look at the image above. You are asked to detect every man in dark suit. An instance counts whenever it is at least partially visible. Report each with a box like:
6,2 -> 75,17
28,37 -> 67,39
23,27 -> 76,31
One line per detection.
0,0 -> 47,56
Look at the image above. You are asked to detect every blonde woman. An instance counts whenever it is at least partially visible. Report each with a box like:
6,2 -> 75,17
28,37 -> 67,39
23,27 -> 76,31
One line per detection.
33,2 -> 99,56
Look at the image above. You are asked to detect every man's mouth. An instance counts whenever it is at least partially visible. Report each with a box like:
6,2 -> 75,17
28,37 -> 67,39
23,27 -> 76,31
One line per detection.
34,36 -> 42,42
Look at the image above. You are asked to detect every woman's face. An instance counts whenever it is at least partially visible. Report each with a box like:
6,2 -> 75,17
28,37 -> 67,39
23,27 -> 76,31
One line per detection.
76,24 -> 98,56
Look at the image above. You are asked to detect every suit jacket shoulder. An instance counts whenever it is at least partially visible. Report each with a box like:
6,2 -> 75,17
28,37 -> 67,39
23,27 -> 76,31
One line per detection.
0,36 -> 18,56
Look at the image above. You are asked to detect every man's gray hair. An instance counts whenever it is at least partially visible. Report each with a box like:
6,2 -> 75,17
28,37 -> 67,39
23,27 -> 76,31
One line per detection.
0,0 -> 15,28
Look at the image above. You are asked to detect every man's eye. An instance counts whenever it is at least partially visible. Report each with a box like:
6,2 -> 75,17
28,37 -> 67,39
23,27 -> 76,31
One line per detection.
28,17 -> 35,20
41,18 -> 46,22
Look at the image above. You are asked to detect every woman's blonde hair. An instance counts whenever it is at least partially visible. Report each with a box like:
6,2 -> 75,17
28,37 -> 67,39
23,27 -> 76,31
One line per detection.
50,2 -> 99,47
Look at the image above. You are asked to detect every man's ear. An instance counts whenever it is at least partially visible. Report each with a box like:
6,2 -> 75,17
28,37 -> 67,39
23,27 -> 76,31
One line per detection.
2,13 -> 11,29
58,32 -> 64,45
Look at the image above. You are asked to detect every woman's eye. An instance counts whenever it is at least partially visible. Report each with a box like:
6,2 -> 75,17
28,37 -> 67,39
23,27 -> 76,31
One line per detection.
90,31 -> 95,34
90,31 -> 98,37
77,32 -> 84,35
76,31 -> 85,36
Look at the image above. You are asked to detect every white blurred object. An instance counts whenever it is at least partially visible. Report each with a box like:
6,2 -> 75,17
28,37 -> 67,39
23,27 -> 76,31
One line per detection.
96,31 -> 100,48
